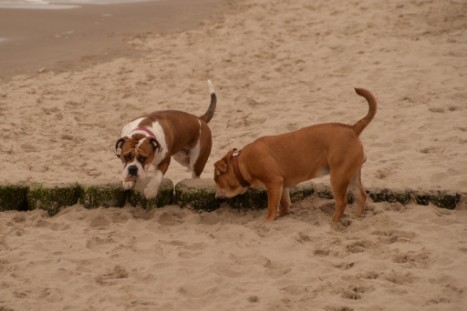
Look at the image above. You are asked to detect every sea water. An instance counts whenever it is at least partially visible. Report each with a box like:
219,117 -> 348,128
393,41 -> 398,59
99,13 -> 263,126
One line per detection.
0,0 -> 155,43
0,0 -> 151,10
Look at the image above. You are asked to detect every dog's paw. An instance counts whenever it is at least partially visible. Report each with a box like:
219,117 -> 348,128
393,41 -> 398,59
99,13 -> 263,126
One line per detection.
144,186 -> 158,199
123,181 -> 135,190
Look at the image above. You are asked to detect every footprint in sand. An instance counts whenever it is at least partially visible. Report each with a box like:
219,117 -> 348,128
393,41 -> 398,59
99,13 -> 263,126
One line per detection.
95,265 -> 128,286
425,278 -> 464,306
177,242 -> 207,259
197,212 -> 220,225
280,284 -> 312,296
295,231 -> 313,244
178,284 -> 217,298
334,262 -> 355,271
392,249 -> 431,268
263,258 -> 292,278
383,270 -> 415,285
313,249 -> 330,257
345,240 -> 373,254
374,167 -> 392,179
324,307 -> 354,311
361,271 -> 379,280
253,223 -> 271,238
214,261 -> 247,278
383,202 -> 406,212
85,233 -> 115,250
247,295 -> 260,303
157,210 -> 185,226
39,287 -> 63,303
88,214 -> 111,228
340,285 -> 369,300
371,229 -> 416,244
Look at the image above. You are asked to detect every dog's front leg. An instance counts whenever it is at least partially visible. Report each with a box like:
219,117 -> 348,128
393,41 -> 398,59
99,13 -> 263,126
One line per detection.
144,159 -> 170,199
265,182 -> 283,221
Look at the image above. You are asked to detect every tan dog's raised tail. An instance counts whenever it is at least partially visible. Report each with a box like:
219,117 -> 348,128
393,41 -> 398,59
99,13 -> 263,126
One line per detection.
214,88 -> 377,222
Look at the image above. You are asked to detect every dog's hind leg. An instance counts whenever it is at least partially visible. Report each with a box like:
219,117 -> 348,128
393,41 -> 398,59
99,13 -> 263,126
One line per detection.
330,170 -> 352,223
191,122 -> 212,178
279,187 -> 291,217
349,167 -> 367,217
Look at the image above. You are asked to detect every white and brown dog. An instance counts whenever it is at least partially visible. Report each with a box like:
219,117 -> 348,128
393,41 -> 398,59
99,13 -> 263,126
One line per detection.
214,88 -> 377,223
115,80 -> 216,199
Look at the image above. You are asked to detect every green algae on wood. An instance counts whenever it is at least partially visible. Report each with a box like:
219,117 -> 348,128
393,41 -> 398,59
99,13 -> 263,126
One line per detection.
28,183 -> 80,216
80,183 -> 126,209
415,190 -> 461,209
312,183 -> 334,200
0,184 -> 29,211
289,182 -> 315,203
227,187 -> 268,210
367,187 -> 412,205
175,178 -> 220,211
175,179 -> 317,212
127,177 -> 174,209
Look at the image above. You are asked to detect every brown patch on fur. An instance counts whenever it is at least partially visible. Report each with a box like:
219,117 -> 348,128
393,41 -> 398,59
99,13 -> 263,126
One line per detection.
116,133 -> 153,166
136,138 -> 157,168
138,111 -> 212,176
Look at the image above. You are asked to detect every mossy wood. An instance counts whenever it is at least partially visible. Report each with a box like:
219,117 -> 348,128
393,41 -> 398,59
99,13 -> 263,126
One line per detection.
80,183 -> 126,209
0,184 -> 29,211
127,178 -> 174,209
0,179 -> 463,213
28,183 -> 80,216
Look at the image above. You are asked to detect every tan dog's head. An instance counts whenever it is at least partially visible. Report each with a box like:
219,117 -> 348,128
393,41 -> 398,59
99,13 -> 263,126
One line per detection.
214,149 -> 248,198
115,134 -> 162,189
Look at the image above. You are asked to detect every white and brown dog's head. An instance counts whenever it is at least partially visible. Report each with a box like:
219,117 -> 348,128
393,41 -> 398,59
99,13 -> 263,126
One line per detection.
115,133 -> 162,190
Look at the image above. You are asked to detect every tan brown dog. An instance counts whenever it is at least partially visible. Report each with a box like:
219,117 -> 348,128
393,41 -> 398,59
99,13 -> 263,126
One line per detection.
214,88 -> 376,222
115,80 -> 216,199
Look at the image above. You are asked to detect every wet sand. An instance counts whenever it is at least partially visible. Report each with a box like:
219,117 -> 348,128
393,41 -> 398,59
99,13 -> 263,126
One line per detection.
0,0 -> 227,78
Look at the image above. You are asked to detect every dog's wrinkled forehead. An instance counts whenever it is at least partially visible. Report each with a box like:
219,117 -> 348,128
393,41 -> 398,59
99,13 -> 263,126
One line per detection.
115,134 -> 148,157
137,138 -> 156,157
115,133 -> 162,163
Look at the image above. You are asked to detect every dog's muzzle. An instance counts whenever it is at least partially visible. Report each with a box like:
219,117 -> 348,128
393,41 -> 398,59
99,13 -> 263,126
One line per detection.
128,165 -> 138,177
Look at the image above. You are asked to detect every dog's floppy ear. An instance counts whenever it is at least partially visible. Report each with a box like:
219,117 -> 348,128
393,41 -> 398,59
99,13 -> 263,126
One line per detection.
214,159 -> 228,176
114,138 -> 126,158
149,137 -> 162,153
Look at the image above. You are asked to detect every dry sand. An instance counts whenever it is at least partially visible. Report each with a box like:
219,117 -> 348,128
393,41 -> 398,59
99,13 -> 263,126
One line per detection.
1,200 -> 466,310
1,0 -> 467,310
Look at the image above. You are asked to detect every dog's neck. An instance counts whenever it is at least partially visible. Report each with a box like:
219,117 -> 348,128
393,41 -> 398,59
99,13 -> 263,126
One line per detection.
131,127 -> 156,138
232,149 -> 250,188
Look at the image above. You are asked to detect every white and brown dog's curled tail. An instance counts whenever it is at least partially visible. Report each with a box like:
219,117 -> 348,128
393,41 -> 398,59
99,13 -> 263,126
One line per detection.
199,80 -> 217,123
352,87 -> 377,136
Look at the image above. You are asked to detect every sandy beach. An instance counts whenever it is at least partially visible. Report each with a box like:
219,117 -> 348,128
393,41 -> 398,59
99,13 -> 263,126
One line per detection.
1,0 -> 467,310
0,0 -> 227,77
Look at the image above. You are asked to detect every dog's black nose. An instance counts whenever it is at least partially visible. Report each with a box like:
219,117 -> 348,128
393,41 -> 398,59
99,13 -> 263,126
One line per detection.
128,165 -> 138,176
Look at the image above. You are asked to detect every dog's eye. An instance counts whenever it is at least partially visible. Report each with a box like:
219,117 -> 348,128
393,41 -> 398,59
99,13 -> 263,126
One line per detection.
137,156 -> 147,164
124,154 -> 132,162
